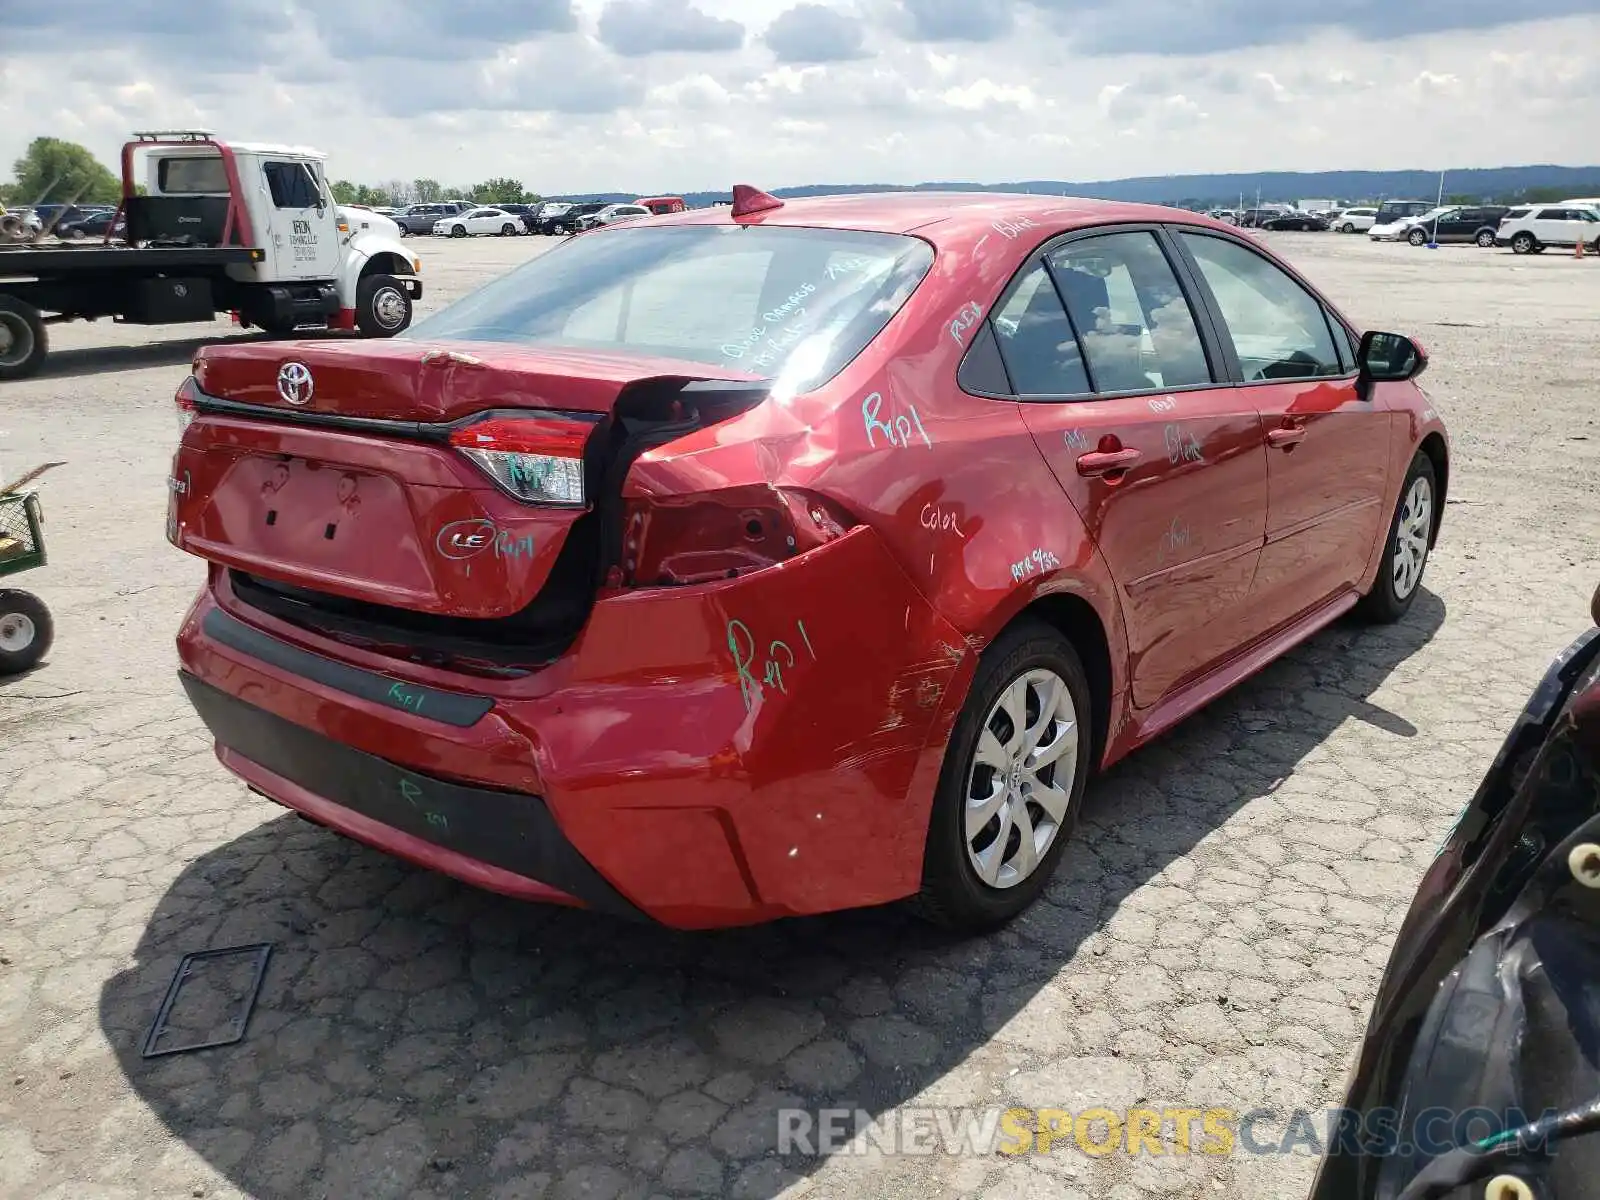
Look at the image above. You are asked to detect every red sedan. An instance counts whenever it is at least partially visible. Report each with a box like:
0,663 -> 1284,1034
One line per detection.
168,186 -> 1449,931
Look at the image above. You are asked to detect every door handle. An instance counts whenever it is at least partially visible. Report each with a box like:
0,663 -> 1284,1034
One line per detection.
1266,425 -> 1306,450
1076,448 -> 1142,477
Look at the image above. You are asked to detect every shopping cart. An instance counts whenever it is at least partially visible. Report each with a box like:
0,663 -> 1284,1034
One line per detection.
0,461 -> 62,674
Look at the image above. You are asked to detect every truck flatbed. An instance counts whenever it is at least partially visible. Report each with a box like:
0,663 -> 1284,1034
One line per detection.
0,245 -> 260,279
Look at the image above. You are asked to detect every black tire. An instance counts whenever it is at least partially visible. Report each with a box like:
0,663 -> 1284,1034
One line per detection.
355,273 -> 413,337
0,295 -> 48,382
1511,231 -> 1536,254
396,225 -> 409,238
554,224 -> 567,236
1407,227 -> 1428,246
450,225 -> 467,238
1356,451 -> 1438,624
1340,223 -> 1355,233
911,619 -> 1094,933
1475,228 -> 1495,248
500,223 -> 516,236
0,590 -> 53,674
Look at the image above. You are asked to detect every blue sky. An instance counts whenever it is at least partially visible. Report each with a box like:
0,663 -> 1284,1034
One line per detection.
1,2 -> 1596,192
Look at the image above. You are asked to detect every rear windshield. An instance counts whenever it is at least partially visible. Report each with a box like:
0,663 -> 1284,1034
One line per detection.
405,224 -> 936,388
157,156 -> 230,194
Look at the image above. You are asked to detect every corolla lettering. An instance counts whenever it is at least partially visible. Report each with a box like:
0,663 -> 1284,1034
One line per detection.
920,503 -> 966,537
862,391 -> 933,450
1010,548 -> 1061,582
727,617 -> 818,713
1164,423 -> 1203,464
992,217 -> 1038,240
435,518 -> 536,563
1063,429 -> 1090,452
948,301 -> 984,348
1147,396 -> 1178,414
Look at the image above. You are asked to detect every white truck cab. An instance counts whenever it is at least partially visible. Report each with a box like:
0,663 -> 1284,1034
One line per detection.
131,130 -> 422,335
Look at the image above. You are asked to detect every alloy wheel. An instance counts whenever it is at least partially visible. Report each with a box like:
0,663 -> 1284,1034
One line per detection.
964,668 -> 1079,889
1392,475 -> 1433,600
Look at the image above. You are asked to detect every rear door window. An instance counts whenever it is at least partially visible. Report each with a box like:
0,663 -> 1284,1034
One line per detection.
407,225 -> 935,389
1179,232 -> 1342,381
1043,231 -> 1213,393
988,263 -> 1091,396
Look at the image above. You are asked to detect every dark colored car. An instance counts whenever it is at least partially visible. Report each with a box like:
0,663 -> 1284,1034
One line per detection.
31,204 -> 113,234
533,202 -> 606,235
1311,580 -> 1600,1200
392,202 -> 471,235
493,203 -> 541,233
1238,207 -> 1294,228
166,190 -> 1447,932
56,210 -> 127,240
1400,205 -> 1512,247
1261,211 -> 1329,231
1372,199 -> 1435,227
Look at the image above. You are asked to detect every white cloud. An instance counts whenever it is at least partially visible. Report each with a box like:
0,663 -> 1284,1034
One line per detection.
1,9 -> 1597,193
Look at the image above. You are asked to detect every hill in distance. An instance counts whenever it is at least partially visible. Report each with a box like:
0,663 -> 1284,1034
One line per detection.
549,164 -> 1600,208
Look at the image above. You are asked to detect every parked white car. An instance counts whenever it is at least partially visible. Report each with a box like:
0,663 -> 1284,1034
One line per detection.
1370,207 -> 1449,242
1330,207 -> 1377,233
432,207 -> 524,238
1494,204 -> 1600,254
573,203 -> 652,232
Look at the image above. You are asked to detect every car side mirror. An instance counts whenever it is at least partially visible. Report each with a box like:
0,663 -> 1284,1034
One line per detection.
1357,330 -> 1428,394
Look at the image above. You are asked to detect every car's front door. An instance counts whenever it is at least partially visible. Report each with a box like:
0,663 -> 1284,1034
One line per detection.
1002,228 -> 1270,709
1174,230 -> 1389,633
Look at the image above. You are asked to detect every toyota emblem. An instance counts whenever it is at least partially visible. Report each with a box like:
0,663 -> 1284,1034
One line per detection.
277,361 -> 313,406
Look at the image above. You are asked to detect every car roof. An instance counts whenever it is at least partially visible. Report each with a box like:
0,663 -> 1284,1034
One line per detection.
631,190 -> 1239,243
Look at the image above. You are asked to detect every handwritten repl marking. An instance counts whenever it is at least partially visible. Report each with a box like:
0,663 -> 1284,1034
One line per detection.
920,503 -> 966,537
728,617 -> 818,713
387,682 -> 425,714
1158,516 -> 1191,561
435,519 -> 536,563
948,300 -> 984,348
398,778 -> 450,832
1010,548 -> 1061,582
1063,428 -> 1089,452
992,216 -> 1038,240
1164,423 -> 1203,464
862,391 -> 932,450
1147,396 -> 1178,414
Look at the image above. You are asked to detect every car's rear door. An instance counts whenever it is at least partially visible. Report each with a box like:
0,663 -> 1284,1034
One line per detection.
1173,229 -> 1388,632
1001,227 -> 1269,709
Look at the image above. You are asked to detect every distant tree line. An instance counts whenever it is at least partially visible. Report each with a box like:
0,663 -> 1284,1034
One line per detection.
3,135 -> 1598,213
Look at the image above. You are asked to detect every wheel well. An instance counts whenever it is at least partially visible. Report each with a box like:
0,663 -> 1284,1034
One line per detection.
360,252 -> 412,281
1020,593 -> 1113,771
1419,431 -> 1448,546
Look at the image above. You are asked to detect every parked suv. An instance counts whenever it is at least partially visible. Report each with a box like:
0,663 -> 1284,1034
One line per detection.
1395,205 -> 1511,247
392,202 -> 471,235
1371,199 -> 1434,227
534,202 -> 607,235
1495,204 -> 1600,254
1331,207 -> 1378,233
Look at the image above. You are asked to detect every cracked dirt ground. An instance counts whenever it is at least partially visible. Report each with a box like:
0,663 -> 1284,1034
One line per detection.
2,234 -> 1597,1200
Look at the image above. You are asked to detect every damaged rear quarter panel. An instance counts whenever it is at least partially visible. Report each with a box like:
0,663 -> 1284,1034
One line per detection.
521,525 -> 971,922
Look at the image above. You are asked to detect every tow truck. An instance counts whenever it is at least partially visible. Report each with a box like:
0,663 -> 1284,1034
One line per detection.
0,130 -> 422,382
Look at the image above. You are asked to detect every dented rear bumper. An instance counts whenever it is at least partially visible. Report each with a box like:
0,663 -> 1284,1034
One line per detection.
178,525 -> 975,929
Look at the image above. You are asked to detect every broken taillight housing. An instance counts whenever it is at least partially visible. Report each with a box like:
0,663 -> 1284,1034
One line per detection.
448,414 -> 596,506
619,486 -> 857,587
175,375 -> 200,437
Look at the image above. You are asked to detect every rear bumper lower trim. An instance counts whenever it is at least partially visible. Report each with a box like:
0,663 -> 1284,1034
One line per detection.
202,606 -> 493,727
180,670 -> 648,922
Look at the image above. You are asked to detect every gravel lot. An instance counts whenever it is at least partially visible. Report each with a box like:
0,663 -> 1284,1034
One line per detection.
1,230 -> 1597,1200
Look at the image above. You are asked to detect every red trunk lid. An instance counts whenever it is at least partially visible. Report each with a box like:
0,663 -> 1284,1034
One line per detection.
173,338 -> 757,622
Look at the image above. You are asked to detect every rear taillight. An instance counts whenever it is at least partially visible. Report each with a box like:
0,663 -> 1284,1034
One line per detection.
175,375 -> 200,437
448,415 -> 595,506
